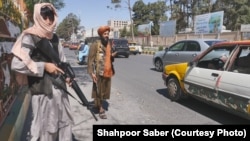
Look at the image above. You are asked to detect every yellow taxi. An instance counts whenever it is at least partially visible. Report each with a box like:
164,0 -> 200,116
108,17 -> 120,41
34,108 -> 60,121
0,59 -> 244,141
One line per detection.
162,62 -> 188,101
163,40 -> 250,120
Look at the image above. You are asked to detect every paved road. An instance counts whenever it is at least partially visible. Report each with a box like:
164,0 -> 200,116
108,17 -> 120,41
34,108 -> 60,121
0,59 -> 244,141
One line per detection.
20,48 -> 131,141
20,48 -> 250,141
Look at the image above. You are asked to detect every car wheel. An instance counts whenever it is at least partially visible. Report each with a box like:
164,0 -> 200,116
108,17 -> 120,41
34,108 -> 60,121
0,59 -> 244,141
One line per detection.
155,59 -> 163,72
167,77 -> 182,101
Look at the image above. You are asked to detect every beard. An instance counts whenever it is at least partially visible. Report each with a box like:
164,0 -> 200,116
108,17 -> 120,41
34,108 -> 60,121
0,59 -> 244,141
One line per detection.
100,36 -> 109,46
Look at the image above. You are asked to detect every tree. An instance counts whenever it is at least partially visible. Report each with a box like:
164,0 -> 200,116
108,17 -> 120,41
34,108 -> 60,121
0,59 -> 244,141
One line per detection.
132,0 -> 149,26
147,1 -> 168,35
110,0 -> 168,36
56,13 -> 80,41
110,0 -> 135,41
120,26 -> 128,37
133,0 -> 168,35
111,0 -> 250,34
0,0 -> 22,26
212,0 -> 250,31
166,0 -> 250,32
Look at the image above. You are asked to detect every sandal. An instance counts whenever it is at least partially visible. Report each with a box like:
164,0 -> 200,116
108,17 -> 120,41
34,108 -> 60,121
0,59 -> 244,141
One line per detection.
99,111 -> 107,119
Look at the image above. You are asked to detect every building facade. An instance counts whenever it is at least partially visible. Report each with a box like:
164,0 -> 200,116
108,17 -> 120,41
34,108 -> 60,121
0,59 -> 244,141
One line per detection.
85,19 -> 131,39
108,19 -> 131,39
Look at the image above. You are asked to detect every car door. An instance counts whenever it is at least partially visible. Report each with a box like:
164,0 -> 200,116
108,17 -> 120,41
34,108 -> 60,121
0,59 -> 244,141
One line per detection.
184,66 -> 223,99
179,41 -> 201,62
184,47 -> 232,100
217,72 -> 250,114
162,41 -> 185,66
216,46 -> 250,115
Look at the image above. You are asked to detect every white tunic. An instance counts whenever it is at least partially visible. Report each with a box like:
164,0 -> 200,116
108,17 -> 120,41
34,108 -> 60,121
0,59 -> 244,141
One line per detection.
11,34 -> 74,141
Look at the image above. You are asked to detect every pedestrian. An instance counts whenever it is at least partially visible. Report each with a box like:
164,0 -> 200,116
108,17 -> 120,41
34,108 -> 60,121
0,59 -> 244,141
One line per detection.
11,3 -> 74,141
87,25 -> 116,119
78,40 -> 89,65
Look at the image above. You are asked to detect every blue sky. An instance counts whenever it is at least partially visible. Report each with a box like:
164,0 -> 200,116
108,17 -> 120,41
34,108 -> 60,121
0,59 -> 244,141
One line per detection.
57,0 -> 158,30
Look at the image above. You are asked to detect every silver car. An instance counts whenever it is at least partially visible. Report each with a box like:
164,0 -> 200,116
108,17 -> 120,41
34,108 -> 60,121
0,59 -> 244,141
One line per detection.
152,39 -> 226,72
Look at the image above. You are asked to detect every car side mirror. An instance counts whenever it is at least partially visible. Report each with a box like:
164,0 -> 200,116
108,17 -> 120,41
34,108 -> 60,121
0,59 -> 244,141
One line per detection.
165,47 -> 169,52
188,61 -> 196,67
188,61 -> 193,66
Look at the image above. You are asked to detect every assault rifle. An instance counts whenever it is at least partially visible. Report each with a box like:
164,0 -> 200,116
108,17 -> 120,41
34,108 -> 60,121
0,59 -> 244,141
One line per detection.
35,38 -> 98,121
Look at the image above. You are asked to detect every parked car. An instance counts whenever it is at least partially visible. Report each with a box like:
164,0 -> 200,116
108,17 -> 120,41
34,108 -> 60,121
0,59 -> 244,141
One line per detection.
153,39 -> 226,72
69,42 -> 80,50
163,40 -> 250,120
110,38 -> 130,58
62,41 -> 71,48
128,41 -> 142,55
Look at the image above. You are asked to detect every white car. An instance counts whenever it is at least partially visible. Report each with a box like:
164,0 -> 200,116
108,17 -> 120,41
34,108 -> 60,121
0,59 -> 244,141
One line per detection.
153,39 -> 226,71
183,40 -> 250,120
128,42 -> 142,55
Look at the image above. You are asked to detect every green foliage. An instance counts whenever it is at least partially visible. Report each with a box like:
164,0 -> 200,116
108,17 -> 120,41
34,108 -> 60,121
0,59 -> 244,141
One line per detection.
158,46 -> 163,51
56,13 -> 80,41
133,0 -> 168,35
120,26 -> 127,38
168,0 -> 250,32
141,44 -> 144,50
113,0 -> 250,34
0,0 -> 22,25
109,0 -> 168,36
132,0 -> 149,26
212,0 -> 250,31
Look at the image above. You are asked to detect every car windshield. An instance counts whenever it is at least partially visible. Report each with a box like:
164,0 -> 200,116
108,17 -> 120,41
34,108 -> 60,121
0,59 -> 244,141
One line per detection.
201,49 -> 230,61
129,43 -> 136,45
114,40 -> 128,45
196,46 -> 235,69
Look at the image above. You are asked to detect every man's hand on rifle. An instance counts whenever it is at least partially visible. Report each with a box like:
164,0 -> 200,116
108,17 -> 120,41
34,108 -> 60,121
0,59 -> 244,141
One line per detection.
45,62 -> 64,75
65,77 -> 73,87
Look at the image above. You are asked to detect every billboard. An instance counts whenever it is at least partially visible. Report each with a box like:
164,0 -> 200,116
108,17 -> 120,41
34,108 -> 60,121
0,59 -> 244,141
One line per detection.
138,23 -> 151,36
159,20 -> 176,37
241,24 -> 250,32
194,11 -> 224,34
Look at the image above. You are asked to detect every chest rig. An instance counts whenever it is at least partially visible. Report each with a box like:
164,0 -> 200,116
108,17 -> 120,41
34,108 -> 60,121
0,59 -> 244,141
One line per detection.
95,40 -> 115,76
23,34 -> 61,96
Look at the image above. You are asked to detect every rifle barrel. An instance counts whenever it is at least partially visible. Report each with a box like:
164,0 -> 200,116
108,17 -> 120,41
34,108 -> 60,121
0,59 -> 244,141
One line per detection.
71,80 -> 98,121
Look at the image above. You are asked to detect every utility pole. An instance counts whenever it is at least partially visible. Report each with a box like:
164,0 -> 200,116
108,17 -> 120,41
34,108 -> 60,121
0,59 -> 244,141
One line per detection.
108,0 -> 135,42
128,0 -> 134,42
68,17 -> 75,42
